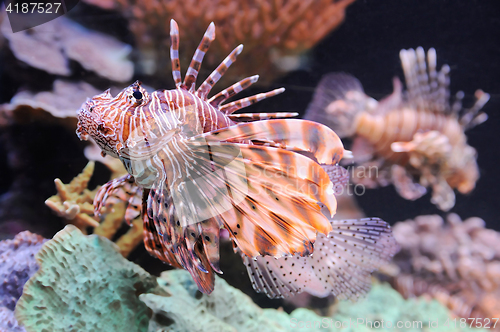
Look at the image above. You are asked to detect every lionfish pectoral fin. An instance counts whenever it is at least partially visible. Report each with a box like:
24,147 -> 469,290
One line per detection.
304,72 -> 368,138
241,218 -> 399,300
391,165 -> 427,201
145,186 -> 217,293
228,112 -> 299,122
193,119 -> 346,165
171,137 -> 336,258
93,174 -> 141,224
198,218 -> 222,274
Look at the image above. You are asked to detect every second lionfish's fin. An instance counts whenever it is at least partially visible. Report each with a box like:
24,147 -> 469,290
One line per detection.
304,73 -> 375,138
241,218 -> 399,299
390,165 -> 427,201
192,119 -> 346,165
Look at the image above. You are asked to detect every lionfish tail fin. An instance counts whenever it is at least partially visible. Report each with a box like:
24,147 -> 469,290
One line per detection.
183,22 -> 216,91
220,88 -> 285,115
170,19 -> 182,87
304,73 -> 369,138
197,45 -> 244,99
241,218 -> 399,300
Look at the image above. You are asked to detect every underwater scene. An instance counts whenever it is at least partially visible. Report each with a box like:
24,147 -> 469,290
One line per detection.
0,0 -> 499,331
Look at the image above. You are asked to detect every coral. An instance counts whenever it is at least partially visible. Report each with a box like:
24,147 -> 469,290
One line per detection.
81,0 -> 355,84
45,161 -> 100,231
13,226 -> 475,332
15,225 -> 164,332
1,16 -> 133,82
45,161 -> 142,256
390,214 -> 500,323
0,80 -> 102,121
0,231 -> 46,311
0,231 -> 45,332
0,306 -> 26,332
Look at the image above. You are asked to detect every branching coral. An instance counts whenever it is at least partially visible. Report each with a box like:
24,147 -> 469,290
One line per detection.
81,0 -> 355,84
1,16 -> 133,82
390,214 -> 500,323
45,161 -> 142,256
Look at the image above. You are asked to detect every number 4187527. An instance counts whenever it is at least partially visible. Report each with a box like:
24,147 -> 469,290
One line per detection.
6,3 -> 62,14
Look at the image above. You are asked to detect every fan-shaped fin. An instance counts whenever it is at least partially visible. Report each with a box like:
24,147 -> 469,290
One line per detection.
241,218 -> 399,299
191,119 -> 346,164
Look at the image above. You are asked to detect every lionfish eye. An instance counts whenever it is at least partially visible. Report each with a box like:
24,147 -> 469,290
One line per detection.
132,90 -> 143,100
89,106 -> 94,112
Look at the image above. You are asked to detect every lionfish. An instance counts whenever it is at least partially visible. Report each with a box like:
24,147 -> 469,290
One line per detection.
305,47 -> 490,211
76,20 -> 398,299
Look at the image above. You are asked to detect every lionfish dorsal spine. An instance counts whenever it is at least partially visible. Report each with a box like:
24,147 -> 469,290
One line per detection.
208,75 -> 259,107
183,22 -> 216,92
196,44 -> 244,99
220,88 -> 286,115
170,19 -> 182,87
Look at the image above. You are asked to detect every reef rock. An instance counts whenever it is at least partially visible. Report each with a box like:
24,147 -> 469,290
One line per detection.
0,231 -> 46,311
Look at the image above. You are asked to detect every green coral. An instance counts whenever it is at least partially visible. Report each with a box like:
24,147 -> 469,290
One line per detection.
14,226 -> 482,332
15,225 -> 164,332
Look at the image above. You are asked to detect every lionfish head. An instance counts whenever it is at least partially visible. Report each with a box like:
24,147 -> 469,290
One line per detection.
76,81 -> 151,158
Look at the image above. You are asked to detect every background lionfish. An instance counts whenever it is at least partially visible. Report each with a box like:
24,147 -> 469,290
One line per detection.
76,20 -> 398,299
305,47 -> 490,211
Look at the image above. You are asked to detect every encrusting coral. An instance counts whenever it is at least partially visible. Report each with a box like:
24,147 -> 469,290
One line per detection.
45,161 -> 143,256
14,226 -> 478,332
15,225 -> 164,332
0,231 -> 46,332
81,0 -> 355,84
390,214 -> 500,324
1,15 -> 133,82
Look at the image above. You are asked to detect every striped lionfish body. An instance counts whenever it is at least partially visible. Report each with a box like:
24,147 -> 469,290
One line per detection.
77,20 -> 398,298
305,47 -> 490,211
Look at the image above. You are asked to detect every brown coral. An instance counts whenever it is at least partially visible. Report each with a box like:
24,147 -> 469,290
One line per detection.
45,162 -> 143,257
82,0 -> 355,84
0,80 -> 102,126
389,214 -> 500,325
1,16 -> 133,82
